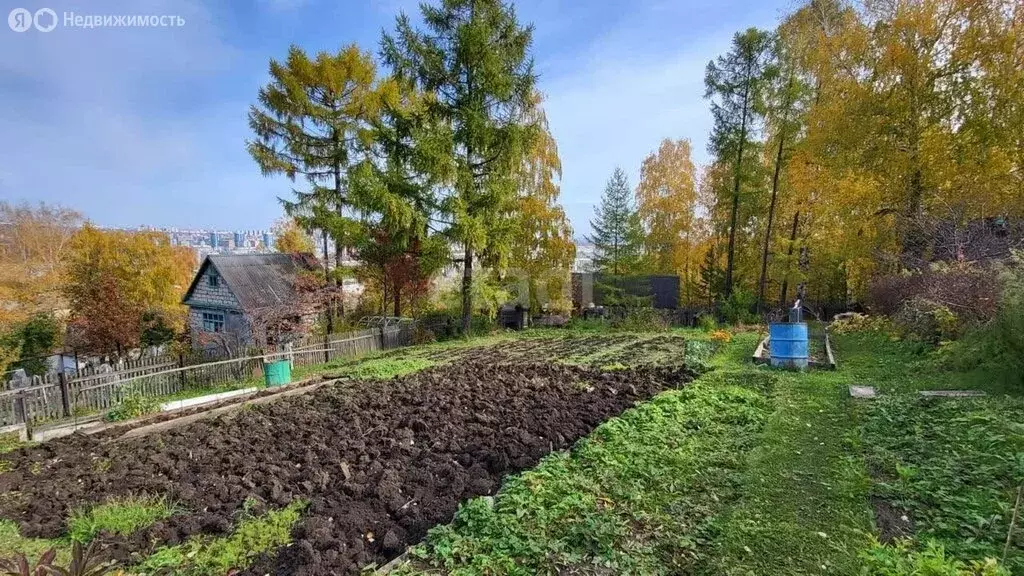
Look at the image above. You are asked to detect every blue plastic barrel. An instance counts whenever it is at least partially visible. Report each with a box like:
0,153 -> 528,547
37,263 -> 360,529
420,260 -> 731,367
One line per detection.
768,322 -> 809,369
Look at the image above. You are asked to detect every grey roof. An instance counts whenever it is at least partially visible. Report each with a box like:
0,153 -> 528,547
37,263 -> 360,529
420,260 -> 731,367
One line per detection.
183,253 -> 319,311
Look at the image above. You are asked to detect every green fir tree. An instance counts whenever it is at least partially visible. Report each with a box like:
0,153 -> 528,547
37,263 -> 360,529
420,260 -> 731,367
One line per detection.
586,168 -> 644,276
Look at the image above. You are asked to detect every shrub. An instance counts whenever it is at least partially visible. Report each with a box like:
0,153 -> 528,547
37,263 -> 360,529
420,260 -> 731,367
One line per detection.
720,290 -> 758,325
950,252 -> 1024,386
416,310 -> 492,341
893,297 -> 961,343
710,330 -> 732,344
697,314 -> 718,332
830,313 -> 895,335
611,307 -> 667,332
867,263 -> 1000,327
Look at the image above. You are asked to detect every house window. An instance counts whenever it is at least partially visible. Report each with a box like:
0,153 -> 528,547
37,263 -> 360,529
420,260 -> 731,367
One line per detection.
202,312 -> 224,333
208,273 -> 219,288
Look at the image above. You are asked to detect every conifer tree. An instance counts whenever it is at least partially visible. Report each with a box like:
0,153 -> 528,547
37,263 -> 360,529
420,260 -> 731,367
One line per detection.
586,168 -> 644,275
247,44 -> 394,320
383,0 -> 537,333
705,28 -> 775,298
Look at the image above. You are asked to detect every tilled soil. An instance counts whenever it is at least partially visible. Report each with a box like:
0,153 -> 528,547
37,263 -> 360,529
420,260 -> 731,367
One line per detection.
0,362 -> 693,575
410,334 -> 645,366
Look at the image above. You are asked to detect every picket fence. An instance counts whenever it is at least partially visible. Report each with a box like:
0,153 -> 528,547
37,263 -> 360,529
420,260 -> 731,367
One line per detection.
0,325 -> 414,428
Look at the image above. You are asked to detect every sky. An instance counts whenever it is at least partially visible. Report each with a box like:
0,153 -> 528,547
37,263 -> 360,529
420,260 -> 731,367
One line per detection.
0,0 -> 792,237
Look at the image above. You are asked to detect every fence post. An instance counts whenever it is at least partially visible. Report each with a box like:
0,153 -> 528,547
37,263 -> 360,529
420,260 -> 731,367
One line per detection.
177,354 -> 187,391
58,371 -> 71,418
323,333 -> 330,364
12,391 -> 26,426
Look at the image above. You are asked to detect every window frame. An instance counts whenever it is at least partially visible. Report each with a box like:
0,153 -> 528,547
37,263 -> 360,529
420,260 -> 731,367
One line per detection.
208,273 -> 219,288
201,311 -> 225,333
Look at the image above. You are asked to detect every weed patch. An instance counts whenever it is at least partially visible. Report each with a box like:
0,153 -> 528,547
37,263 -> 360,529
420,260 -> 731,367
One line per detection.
859,395 -> 1024,572
335,357 -> 435,380
67,494 -> 174,543
135,499 -> 306,575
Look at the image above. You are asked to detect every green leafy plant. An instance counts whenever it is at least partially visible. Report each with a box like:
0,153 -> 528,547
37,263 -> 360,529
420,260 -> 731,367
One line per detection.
104,391 -> 160,422
861,539 -> 1009,576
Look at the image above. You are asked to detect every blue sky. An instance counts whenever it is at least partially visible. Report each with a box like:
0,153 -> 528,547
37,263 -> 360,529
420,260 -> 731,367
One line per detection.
0,0 -> 791,236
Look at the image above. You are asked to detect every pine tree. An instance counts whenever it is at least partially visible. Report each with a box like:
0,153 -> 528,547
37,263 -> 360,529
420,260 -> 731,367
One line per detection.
586,168 -> 644,275
383,0 -> 537,333
704,28 -> 775,298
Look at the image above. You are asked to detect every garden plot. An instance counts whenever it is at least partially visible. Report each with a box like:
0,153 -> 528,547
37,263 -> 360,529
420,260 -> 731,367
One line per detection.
379,332 -> 686,369
0,360 -> 695,575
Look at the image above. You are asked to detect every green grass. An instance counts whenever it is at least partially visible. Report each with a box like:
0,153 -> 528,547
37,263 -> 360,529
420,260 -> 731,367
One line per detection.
385,327 -> 1023,575
396,364 -> 774,575
701,355 -> 874,575
0,431 -> 29,455
67,494 -> 175,543
332,356 -> 436,380
136,499 -> 307,576
0,519 -> 66,562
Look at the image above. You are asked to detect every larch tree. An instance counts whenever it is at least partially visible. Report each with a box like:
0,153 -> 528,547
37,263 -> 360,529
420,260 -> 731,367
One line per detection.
587,168 -> 644,276
705,27 -> 776,298
248,44 -> 395,322
635,138 -> 702,302
382,0 -> 537,333
756,31 -> 811,313
508,92 -> 575,311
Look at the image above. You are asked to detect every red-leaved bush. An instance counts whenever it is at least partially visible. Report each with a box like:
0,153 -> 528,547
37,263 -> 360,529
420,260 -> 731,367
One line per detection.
867,263 -> 1001,328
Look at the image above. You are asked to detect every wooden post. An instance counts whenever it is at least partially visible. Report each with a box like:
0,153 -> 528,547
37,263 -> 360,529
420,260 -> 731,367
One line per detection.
12,391 -> 26,426
324,333 -> 331,364
58,371 -> 71,418
178,354 -> 187,391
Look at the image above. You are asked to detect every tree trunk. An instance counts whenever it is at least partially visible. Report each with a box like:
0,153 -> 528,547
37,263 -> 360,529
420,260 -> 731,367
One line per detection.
757,121 -> 787,313
393,283 -> 401,317
725,71 -> 751,298
334,162 -> 345,317
322,232 -> 333,334
462,243 -> 473,335
779,211 -> 800,308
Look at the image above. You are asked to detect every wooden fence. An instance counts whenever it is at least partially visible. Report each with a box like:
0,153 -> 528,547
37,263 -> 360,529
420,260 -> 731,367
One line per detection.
0,325 -> 414,428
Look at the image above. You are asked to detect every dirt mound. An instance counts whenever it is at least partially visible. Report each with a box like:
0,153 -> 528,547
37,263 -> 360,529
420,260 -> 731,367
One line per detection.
0,362 -> 694,575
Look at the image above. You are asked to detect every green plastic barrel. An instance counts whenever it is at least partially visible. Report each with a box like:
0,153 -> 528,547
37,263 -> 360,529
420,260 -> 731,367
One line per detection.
264,359 -> 291,387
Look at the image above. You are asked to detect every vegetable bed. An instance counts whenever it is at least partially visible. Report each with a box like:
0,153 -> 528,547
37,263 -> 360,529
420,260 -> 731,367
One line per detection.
0,361 -> 695,575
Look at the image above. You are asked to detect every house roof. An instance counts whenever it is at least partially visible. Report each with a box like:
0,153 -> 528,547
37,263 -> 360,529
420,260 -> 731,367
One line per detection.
182,253 -> 319,311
